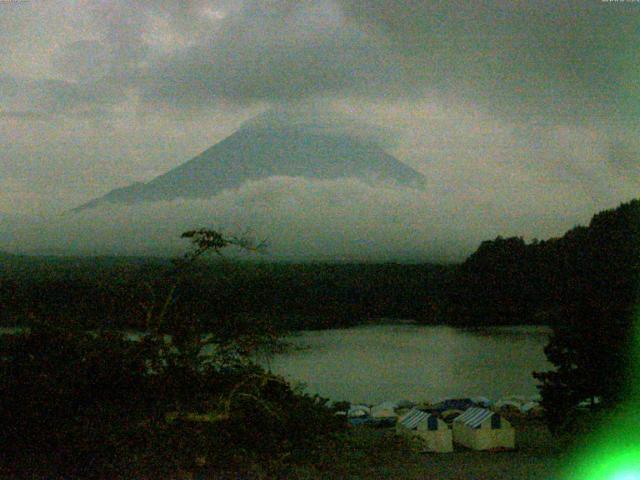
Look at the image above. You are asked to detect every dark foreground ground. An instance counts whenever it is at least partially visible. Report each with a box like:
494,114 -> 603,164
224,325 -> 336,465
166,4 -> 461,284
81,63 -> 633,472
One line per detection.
287,418 -> 569,480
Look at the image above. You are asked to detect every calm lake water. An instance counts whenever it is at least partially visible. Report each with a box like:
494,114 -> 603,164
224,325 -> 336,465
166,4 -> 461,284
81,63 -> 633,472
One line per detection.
265,324 -> 552,404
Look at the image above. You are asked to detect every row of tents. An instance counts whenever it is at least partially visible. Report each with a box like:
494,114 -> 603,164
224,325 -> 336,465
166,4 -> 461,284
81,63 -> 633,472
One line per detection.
342,397 -> 532,452
396,407 -> 515,452
346,396 -> 542,422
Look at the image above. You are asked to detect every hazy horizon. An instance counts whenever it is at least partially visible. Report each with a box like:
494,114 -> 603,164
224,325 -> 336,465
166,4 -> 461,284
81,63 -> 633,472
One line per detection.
1,174 -> 631,262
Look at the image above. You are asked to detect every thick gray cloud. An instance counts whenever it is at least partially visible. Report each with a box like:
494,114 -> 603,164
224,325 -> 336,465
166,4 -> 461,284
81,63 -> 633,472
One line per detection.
0,176 -> 591,261
1,0 -> 637,121
1,1 -> 637,118
338,0 -> 640,122
139,2 -> 410,107
0,74 -> 124,117
0,0 -> 638,259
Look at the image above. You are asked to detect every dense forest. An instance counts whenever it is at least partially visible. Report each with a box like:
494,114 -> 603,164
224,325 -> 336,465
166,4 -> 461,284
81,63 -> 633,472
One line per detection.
443,198 -> 640,422
1,199 -> 639,333
0,256 -> 451,330
442,198 -> 640,328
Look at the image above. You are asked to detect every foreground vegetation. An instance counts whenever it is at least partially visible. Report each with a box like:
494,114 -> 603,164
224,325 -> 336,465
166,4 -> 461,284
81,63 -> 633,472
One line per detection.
0,231 -> 346,479
1,198 -> 639,477
0,321 -> 346,479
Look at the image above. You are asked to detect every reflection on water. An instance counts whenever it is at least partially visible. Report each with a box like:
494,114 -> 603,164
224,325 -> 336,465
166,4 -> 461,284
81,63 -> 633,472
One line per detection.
266,324 -> 552,404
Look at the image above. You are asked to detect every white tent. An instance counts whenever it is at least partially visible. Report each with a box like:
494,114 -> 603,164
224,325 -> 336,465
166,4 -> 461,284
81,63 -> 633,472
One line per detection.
452,407 -> 515,451
396,408 -> 453,453
348,404 -> 371,418
520,401 -> 544,418
371,401 -> 399,419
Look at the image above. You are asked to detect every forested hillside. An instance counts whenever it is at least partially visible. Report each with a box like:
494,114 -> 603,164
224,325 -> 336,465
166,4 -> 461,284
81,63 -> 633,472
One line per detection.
442,198 -> 640,328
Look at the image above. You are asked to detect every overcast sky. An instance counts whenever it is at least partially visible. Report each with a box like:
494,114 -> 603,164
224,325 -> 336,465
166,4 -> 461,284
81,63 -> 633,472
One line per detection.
1,0 -> 638,258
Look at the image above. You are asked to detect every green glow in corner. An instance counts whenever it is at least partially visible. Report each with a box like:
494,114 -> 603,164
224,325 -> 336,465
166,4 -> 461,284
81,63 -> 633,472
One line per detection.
563,412 -> 640,480
564,311 -> 640,480
575,447 -> 640,479
612,472 -> 640,480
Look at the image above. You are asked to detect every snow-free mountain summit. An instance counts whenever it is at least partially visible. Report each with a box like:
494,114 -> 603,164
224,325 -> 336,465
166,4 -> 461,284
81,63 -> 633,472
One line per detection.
75,112 -> 426,211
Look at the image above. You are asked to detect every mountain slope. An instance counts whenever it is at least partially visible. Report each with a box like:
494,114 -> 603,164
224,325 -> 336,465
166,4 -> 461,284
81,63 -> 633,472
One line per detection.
75,113 -> 425,210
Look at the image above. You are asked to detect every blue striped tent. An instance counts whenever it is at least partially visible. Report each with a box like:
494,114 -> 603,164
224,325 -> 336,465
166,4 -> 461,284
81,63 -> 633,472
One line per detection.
452,407 -> 514,450
454,407 -> 501,429
398,408 -> 440,431
396,408 -> 453,452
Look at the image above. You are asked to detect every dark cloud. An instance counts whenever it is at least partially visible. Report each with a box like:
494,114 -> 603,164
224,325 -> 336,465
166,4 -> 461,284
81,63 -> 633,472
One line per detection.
140,3 -> 409,107
337,0 -> 640,122
607,141 -> 640,175
52,40 -> 116,81
0,74 -> 124,116
2,1 -> 637,120
3,1 -> 411,114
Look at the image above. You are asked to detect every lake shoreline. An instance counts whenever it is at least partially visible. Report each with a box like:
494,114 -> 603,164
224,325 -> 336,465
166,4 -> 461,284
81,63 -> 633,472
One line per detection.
267,324 -> 551,404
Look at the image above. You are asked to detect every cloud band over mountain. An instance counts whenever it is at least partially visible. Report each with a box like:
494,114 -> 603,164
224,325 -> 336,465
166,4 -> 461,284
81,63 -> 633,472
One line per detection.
1,176 -> 596,262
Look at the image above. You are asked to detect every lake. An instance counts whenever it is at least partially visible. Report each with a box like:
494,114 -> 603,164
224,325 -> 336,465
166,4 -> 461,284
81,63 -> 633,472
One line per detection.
265,324 -> 552,404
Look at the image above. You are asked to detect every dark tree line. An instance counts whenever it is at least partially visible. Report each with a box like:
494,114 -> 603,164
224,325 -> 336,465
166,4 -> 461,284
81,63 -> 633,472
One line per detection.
0,259 -> 450,330
535,199 -> 640,426
440,236 -> 549,325
443,199 -> 640,423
